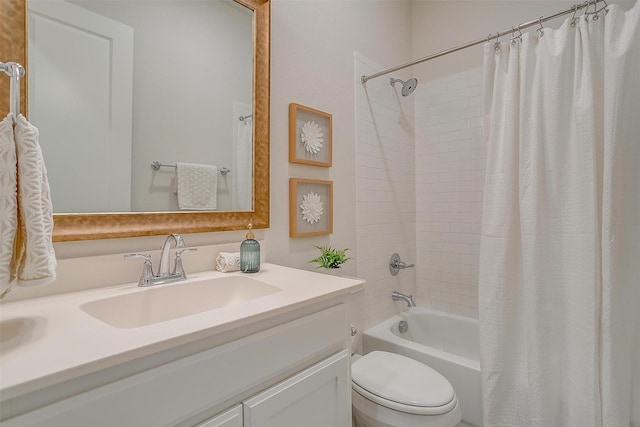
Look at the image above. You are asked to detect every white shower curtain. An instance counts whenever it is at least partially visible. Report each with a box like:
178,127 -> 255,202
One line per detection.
479,3 -> 640,427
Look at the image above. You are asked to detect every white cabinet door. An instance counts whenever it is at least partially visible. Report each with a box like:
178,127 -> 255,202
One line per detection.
243,350 -> 351,427
195,405 -> 242,427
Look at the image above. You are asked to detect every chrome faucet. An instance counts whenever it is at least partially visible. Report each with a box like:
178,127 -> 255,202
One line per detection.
392,291 -> 416,308
125,233 -> 197,287
158,233 -> 185,277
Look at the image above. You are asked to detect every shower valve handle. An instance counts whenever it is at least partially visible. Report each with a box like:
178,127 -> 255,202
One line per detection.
391,259 -> 414,269
389,253 -> 414,276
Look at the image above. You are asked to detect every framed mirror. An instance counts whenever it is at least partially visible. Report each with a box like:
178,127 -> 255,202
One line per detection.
0,0 -> 269,241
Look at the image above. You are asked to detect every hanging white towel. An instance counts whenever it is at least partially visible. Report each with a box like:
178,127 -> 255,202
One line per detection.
0,114 -> 18,294
176,162 -> 217,210
14,114 -> 56,287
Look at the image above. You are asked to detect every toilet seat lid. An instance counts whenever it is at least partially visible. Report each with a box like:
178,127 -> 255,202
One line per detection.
352,351 -> 455,409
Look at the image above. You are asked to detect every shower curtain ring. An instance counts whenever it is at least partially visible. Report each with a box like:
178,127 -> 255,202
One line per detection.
510,25 -> 522,45
584,0 -> 598,21
494,30 -> 501,51
571,4 -> 579,27
537,16 -> 544,36
592,0 -> 609,19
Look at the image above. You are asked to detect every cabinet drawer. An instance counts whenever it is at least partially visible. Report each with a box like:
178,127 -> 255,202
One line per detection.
3,305 -> 347,427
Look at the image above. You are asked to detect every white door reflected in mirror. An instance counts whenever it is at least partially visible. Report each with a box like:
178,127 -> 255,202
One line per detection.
28,0 -> 254,213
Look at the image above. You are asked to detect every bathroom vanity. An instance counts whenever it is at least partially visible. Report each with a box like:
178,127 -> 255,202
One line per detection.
0,264 -> 363,427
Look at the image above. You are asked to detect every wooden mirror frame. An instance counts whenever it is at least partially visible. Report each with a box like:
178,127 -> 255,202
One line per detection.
0,0 -> 269,241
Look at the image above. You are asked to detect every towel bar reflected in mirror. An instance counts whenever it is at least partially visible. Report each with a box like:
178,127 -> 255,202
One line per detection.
151,161 -> 230,176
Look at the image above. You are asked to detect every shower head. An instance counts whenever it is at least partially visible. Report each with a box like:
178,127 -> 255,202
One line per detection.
390,77 -> 418,96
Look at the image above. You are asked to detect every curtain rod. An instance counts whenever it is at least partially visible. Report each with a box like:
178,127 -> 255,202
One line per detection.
361,0 -> 608,84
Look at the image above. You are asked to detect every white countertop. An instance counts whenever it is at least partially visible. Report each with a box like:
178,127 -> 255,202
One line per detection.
0,264 -> 364,401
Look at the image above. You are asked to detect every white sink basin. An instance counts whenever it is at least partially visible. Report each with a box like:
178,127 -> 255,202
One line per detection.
80,276 -> 281,329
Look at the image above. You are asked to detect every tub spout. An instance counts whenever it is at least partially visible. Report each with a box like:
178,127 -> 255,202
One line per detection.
392,291 -> 416,307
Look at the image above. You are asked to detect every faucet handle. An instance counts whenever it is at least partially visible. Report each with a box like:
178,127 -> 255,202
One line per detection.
175,247 -> 198,256
173,248 -> 198,277
124,253 -> 155,287
124,252 -> 151,261
394,260 -> 415,269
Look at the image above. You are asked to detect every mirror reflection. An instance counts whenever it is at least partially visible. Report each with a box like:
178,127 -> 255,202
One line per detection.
28,0 -> 254,213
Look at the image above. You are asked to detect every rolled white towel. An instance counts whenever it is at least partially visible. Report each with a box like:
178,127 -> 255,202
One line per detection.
216,252 -> 240,273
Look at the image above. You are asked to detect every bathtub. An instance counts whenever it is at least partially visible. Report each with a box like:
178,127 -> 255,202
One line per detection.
363,307 -> 483,427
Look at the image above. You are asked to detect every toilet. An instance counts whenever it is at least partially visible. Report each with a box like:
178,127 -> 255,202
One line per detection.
351,351 -> 462,427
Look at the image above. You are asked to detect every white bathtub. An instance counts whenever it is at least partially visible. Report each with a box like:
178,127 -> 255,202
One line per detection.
363,307 -> 483,427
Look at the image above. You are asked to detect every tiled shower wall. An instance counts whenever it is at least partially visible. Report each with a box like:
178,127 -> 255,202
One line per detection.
355,53 -> 417,329
414,67 -> 485,318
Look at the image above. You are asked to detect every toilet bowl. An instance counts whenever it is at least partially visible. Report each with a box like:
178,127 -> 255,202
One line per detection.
351,351 -> 462,427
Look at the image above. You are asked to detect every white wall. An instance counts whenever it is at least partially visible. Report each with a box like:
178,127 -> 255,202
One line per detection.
414,67 -> 484,318
355,53 -> 416,329
33,1 -> 638,420
265,0 -> 414,278
411,1 -> 596,82
30,0 -> 638,328
29,0 -> 413,350
45,1 -> 413,287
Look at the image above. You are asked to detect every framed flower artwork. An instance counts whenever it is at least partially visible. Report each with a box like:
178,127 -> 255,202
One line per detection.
289,103 -> 332,167
289,178 -> 333,237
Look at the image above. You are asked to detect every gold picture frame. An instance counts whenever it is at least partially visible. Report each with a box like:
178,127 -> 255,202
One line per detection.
289,103 -> 332,167
289,178 -> 333,238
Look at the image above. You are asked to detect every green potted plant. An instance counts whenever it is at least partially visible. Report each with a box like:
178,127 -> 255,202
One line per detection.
310,246 -> 350,274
